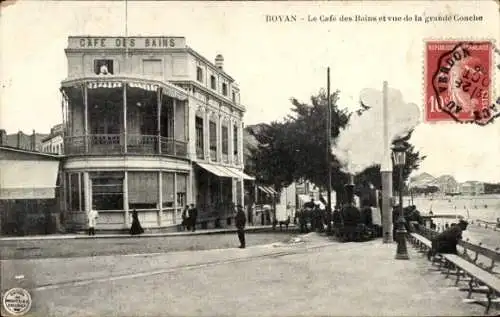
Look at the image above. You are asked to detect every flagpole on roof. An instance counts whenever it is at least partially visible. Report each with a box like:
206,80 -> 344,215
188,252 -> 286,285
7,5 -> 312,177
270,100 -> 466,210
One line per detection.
125,0 -> 129,64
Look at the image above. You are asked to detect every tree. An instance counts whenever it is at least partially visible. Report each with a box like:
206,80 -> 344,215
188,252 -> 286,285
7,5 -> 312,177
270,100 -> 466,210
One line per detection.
245,90 -> 426,194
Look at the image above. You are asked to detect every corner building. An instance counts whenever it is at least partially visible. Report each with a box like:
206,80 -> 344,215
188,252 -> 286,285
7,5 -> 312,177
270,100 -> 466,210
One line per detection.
61,36 -> 253,231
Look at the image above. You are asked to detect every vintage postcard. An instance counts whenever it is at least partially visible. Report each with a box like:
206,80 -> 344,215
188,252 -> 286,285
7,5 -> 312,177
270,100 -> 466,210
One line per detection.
1,0 -> 499,316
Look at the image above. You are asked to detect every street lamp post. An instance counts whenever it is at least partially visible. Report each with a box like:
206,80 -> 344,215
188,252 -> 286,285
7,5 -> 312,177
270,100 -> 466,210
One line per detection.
392,142 -> 410,260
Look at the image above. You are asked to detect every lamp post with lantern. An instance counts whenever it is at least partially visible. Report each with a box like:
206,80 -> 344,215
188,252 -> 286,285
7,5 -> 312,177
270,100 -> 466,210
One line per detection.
392,141 -> 410,260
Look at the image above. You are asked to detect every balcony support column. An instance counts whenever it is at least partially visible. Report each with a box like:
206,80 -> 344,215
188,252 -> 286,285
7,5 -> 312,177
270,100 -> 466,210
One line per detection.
184,100 -> 188,144
174,173 -> 178,225
123,83 -> 128,154
157,88 -> 162,154
124,171 -> 129,227
158,172 -> 163,226
173,98 -> 177,156
83,84 -> 88,154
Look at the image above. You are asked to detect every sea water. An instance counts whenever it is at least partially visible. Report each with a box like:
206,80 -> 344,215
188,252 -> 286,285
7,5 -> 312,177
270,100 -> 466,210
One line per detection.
411,194 -> 500,247
411,194 -> 500,223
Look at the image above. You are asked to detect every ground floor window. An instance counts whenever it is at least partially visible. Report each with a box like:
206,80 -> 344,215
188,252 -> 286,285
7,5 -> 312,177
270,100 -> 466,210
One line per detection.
128,171 -> 158,210
68,173 -> 82,211
177,173 -> 187,207
162,172 -> 175,208
91,172 -> 124,210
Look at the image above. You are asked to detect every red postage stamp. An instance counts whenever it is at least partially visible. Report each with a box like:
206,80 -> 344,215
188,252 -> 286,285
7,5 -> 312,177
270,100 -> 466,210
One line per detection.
424,40 -> 498,125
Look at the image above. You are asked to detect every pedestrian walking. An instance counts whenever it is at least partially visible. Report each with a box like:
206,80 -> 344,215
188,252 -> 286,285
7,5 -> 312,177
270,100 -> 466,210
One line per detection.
130,209 -> 144,235
181,205 -> 189,231
87,206 -> 99,236
188,204 -> 198,232
235,204 -> 246,248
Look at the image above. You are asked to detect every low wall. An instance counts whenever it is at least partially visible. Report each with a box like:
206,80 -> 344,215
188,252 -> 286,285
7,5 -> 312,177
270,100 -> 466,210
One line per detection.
0,199 -> 61,236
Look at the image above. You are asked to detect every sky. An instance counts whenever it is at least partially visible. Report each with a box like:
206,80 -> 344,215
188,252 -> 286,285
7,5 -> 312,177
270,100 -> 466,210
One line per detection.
1,0 -> 499,183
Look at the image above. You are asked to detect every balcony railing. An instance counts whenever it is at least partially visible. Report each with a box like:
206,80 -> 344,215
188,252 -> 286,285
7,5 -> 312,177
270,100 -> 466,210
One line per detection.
65,134 -> 187,158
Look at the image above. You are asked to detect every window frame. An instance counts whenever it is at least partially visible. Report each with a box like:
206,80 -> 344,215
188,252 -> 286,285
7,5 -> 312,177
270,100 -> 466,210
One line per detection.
94,59 -> 114,75
210,75 -> 216,90
222,83 -> 228,96
196,67 -> 203,83
195,116 -> 204,156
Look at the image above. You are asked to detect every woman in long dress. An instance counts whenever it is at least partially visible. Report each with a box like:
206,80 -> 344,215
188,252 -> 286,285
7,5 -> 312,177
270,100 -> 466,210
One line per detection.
130,209 -> 144,235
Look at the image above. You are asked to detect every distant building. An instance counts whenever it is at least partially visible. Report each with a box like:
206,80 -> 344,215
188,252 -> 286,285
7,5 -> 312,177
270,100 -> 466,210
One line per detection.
460,181 -> 485,196
435,175 -> 460,194
41,124 -> 64,154
0,129 -> 48,152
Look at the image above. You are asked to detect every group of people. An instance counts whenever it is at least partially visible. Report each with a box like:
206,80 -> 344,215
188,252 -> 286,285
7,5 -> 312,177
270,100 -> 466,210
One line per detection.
181,204 -> 199,232
428,219 -> 469,259
295,198 -> 329,233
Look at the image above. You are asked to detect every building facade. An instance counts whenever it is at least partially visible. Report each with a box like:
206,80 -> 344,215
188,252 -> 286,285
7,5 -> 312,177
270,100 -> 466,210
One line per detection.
41,124 -> 64,154
61,36 -> 253,231
460,181 -> 485,196
0,129 -> 48,152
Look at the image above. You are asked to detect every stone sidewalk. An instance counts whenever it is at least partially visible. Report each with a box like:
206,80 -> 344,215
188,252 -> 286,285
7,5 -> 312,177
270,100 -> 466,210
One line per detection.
1,233 -> 492,316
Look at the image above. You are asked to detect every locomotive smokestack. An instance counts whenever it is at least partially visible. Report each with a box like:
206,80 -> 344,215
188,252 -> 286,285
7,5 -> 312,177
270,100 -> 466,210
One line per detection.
344,173 -> 355,206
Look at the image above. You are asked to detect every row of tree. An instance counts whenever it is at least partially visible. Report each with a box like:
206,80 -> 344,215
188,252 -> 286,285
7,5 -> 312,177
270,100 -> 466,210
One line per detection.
244,90 -> 426,199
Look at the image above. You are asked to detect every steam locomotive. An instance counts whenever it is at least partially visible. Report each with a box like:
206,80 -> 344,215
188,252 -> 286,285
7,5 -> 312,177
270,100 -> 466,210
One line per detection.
332,177 -> 383,242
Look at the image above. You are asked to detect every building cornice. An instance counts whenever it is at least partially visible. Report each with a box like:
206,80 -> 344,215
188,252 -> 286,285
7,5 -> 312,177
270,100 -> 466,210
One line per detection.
171,80 -> 246,113
185,47 -> 235,82
65,46 -> 236,82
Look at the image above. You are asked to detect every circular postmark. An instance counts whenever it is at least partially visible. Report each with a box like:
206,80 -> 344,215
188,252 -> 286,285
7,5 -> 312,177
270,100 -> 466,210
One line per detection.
429,41 -> 499,125
2,288 -> 32,316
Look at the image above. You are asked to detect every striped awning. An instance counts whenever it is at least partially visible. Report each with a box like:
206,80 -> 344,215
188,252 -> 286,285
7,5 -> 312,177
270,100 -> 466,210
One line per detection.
128,82 -> 159,92
196,163 -> 234,178
224,167 -> 255,180
61,77 -> 188,101
258,186 -> 277,196
87,81 -> 123,89
266,186 -> 277,195
163,86 -> 188,101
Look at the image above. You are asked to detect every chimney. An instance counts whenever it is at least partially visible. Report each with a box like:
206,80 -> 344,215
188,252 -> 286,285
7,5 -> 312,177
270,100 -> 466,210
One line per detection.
344,173 -> 355,206
0,129 -> 6,146
215,54 -> 224,70
31,129 -> 36,151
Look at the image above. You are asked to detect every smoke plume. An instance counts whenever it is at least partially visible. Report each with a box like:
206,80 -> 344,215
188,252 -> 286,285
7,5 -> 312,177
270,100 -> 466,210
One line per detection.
332,87 -> 420,175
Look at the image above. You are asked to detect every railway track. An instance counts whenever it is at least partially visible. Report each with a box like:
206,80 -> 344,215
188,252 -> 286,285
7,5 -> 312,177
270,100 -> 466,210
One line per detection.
30,242 -> 335,292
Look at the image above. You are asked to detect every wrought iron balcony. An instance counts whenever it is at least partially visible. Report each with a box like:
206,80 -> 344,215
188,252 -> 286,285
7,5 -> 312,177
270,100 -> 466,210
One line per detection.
64,134 -> 188,158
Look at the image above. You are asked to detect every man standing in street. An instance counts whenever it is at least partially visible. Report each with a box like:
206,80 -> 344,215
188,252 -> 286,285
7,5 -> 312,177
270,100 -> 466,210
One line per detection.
188,204 -> 198,232
87,205 -> 99,236
235,204 -> 246,248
